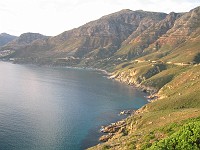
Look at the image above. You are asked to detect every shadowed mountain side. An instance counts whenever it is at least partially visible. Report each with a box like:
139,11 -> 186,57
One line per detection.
0,33 -> 17,47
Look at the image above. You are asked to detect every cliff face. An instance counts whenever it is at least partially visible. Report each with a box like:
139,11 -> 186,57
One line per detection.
114,6 -> 200,66
159,6 -> 200,45
154,6 -> 200,63
48,10 -> 166,57
116,12 -> 182,59
109,6 -> 200,97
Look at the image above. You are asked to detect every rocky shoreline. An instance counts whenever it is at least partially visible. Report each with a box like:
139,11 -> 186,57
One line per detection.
97,107 -> 147,143
97,71 -> 160,143
6,60 -> 156,146
99,118 -> 127,142
109,73 -> 158,95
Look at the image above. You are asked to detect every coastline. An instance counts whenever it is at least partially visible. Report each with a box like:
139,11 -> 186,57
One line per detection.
40,63 -> 151,149
89,69 -> 162,147
0,61 -> 149,150
3,60 -> 151,148
88,70 -> 158,147
9,59 -> 110,75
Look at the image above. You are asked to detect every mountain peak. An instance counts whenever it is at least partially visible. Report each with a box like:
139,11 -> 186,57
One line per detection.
0,33 -> 17,46
119,9 -> 132,13
0,33 -> 10,36
0,33 -> 17,37
16,32 -> 48,44
1,6 -> 200,66
19,32 -> 46,37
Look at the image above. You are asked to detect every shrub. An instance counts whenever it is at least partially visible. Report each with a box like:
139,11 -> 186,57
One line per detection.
148,121 -> 200,150
193,53 -> 200,64
102,145 -> 111,150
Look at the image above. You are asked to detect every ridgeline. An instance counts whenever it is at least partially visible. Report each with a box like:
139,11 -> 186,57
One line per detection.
1,6 -> 200,150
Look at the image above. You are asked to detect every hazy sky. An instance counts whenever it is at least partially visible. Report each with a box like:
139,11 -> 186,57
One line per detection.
0,0 -> 200,36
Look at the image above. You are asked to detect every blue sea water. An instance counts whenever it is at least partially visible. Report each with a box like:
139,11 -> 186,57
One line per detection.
0,62 -> 147,150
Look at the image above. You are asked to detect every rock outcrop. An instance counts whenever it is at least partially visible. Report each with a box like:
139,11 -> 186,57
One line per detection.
99,120 -> 127,142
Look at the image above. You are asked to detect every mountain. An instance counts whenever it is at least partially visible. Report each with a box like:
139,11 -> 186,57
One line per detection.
116,12 -> 182,58
2,32 -> 49,49
141,6 -> 200,64
0,10 -> 167,65
0,33 -> 17,46
89,6 -> 200,150
2,7 -> 199,69
1,6 -> 200,150
0,32 -> 49,58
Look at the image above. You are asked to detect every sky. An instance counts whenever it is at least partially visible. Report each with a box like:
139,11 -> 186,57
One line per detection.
0,0 -> 200,36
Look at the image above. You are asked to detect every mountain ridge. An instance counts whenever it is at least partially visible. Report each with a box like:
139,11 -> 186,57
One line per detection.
1,6 -> 200,150
88,6 -> 200,150
2,32 -> 49,49
1,7 -> 199,69
0,9 -> 168,63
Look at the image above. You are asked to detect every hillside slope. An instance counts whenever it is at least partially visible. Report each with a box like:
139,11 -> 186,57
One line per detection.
0,10 -> 167,65
1,7 -> 200,69
89,6 -> 200,150
0,33 -> 17,46
89,63 -> 200,149
0,6 -> 200,150
0,32 -> 49,58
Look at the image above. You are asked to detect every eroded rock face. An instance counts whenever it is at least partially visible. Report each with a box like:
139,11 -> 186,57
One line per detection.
2,10 -> 167,60
49,10 -> 167,59
99,120 -> 127,142
157,6 -> 200,47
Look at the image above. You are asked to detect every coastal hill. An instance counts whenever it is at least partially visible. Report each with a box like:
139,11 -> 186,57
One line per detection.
1,32 -> 49,58
0,33 -> 17,47
1,10 -> 168,64
1,6 -> 200,150
89,6 -> 200,150
2,32 -> 49,50
1,7 -> 200,69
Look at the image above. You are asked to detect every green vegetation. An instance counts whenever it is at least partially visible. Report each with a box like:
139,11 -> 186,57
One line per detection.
149,65 -> 200,111
1,5 -> 200,150
102,145 -> 111,150
89,61 -> 200,150
149,121 -> 200,150
88,7 -> 200,149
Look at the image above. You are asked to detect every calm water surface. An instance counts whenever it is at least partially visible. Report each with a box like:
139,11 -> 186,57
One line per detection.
0,62 -> 147,150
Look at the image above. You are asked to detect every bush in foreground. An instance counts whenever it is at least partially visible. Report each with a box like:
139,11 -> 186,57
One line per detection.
148,121 -> 200,150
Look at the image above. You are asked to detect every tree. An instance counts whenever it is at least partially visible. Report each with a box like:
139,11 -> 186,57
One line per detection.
193,53 -> 200,64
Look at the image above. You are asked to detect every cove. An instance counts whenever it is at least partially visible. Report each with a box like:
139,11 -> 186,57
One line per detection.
0,62 -> 147,150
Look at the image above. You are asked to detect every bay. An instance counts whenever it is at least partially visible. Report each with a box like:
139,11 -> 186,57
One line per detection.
0,62 -> 147,150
